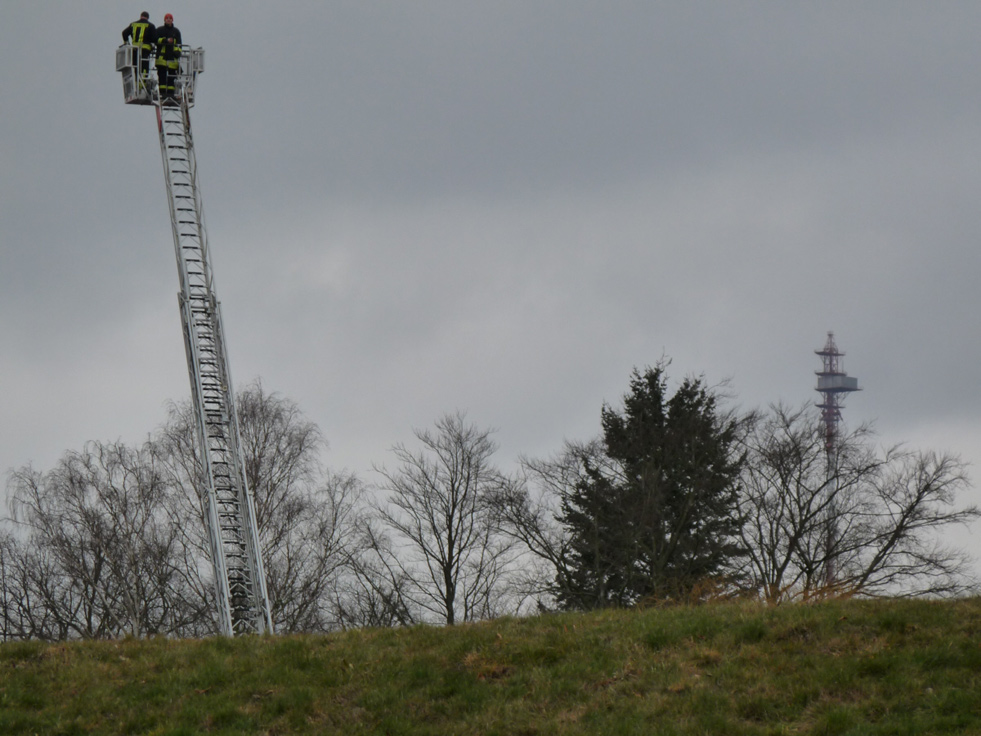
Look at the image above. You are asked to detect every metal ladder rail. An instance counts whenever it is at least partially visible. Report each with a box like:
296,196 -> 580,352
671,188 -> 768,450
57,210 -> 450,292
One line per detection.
161,101 -> 271,635
156,99 -> 273,636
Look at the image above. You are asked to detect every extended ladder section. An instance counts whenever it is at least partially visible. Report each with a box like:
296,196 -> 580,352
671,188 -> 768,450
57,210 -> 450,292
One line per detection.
156,97 -> 273,636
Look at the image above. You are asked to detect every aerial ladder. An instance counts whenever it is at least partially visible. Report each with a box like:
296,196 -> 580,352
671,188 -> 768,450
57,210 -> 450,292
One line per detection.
116,44 -> 274,636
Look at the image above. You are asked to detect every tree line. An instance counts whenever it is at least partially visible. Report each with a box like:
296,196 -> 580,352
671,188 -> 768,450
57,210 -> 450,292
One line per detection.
2,365 -> 978,640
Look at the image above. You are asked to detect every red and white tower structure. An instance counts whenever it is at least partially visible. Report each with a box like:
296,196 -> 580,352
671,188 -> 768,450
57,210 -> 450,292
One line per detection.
814,331 -> 860,588
815,332 -> 860,457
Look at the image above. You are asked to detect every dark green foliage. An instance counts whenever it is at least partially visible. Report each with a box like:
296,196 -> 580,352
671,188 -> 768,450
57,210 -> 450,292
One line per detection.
556,365 -> 746,609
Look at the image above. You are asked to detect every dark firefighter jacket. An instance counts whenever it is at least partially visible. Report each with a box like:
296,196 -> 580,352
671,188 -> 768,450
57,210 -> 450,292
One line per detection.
122,19 -> 156,50
155,24 -> 183,63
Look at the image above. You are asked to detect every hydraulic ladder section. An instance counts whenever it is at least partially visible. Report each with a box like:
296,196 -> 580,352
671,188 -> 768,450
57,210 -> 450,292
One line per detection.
156,95 -> 273,636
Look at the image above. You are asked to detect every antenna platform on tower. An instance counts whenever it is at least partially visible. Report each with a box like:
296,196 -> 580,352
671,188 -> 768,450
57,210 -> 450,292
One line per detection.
815,331 -> 860,455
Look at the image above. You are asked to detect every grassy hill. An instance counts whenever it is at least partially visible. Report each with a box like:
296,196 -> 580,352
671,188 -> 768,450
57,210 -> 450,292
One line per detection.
1,597 -> 980,735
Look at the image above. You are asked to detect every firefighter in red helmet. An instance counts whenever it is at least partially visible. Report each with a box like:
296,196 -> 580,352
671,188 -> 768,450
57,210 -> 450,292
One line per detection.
156,13 -> 183,102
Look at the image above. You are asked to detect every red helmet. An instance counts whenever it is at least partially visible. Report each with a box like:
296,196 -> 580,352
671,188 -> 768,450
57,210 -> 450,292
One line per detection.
164,13 -> 173,21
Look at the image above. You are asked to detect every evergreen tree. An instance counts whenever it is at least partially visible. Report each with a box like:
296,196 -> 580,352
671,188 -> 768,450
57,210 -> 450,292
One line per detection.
556,365 -> 745,608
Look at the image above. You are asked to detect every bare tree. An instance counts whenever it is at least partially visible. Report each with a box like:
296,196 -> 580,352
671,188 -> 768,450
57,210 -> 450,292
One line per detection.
371,412 -> 519,625
0,531 -> 12,641
737,404 -> 980,602
1,382 -> 365,640
490,440 -> 608,610
264,470 -> 362,632
5,442 -> 187,639
336,518 -> 418,629
0,529 -> 50,641
154,380 -> 363,634
0,529 -> 70,641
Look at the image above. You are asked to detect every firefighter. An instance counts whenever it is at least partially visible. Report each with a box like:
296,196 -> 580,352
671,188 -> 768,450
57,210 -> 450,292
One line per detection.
155,13 -> 183,102
121,11 -> 155,84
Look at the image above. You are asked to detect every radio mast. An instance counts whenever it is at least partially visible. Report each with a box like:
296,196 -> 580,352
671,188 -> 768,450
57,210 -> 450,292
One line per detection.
814,331 -> 860,587
815,331 -> 860,458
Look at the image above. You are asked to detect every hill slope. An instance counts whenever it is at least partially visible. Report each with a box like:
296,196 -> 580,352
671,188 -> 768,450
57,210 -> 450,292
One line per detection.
1,598 -> 980,735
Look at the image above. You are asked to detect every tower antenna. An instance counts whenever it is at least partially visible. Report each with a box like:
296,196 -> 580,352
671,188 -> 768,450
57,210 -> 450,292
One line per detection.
815,331 -> 860,457
814,331 -> 860,588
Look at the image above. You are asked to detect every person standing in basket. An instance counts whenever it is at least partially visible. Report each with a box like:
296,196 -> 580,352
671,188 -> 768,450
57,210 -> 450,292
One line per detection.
122,11 -> 156,85
156,13 -> 182,102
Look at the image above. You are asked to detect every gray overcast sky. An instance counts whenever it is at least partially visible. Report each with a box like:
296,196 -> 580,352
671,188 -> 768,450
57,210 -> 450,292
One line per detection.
2,3 -> 980,561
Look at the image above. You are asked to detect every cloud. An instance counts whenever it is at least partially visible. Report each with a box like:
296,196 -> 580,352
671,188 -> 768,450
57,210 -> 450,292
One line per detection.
2,3 -> 979,568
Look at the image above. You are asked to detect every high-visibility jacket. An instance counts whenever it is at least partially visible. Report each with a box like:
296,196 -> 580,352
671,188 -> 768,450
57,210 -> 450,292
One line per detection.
155,25 -> 182,67
122,20 -> 155,51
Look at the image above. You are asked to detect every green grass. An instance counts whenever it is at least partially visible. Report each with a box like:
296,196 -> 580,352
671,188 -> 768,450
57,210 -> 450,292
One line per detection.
1,598 -> 980,734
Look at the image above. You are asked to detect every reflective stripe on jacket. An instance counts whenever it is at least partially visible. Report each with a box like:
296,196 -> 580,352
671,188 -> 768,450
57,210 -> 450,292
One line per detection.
123,21 -> 155,51
155,26 -> 182,62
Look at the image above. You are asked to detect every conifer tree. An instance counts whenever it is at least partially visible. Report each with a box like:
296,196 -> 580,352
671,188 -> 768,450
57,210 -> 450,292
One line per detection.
556,365 -> 745,608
